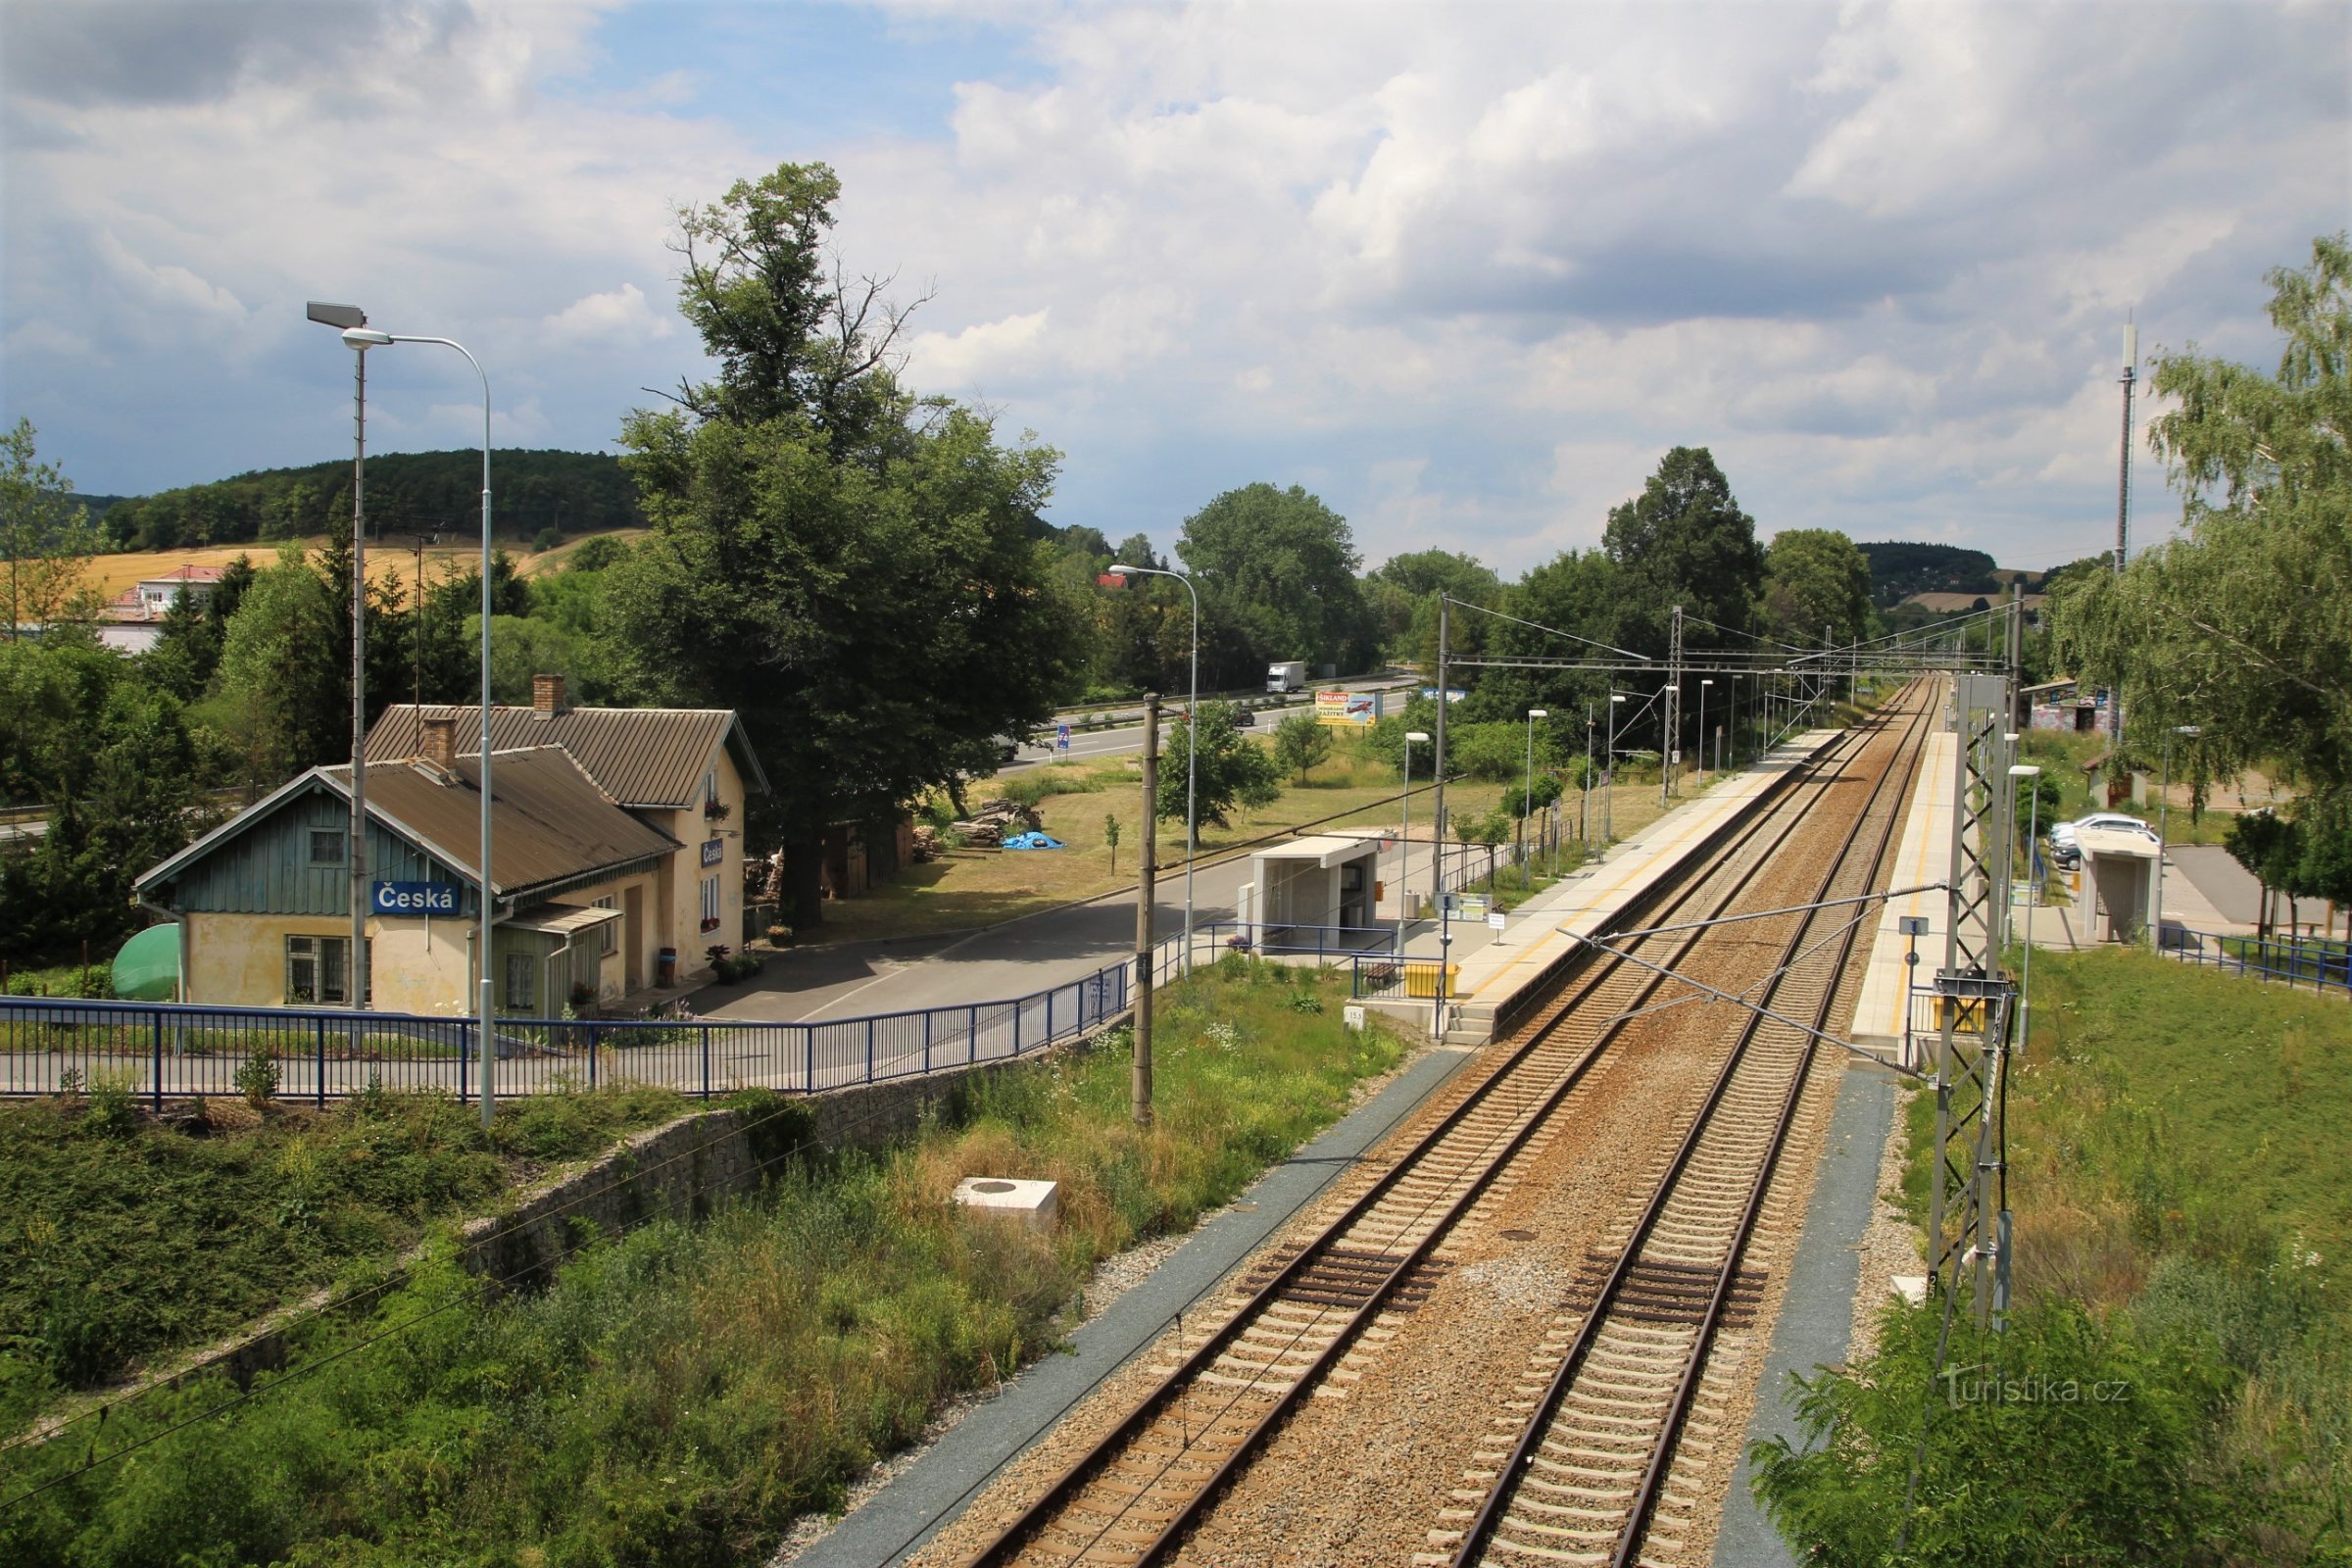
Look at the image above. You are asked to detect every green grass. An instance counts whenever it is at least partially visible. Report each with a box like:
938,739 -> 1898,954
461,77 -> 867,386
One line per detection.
0,1080 -> 685,1436
0,968 -> 1408,1567
1841,947 -> 2352,1564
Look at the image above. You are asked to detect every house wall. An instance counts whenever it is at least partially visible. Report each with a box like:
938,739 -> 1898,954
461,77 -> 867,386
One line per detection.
168,787 -> 472,918
647,747 -> 747,982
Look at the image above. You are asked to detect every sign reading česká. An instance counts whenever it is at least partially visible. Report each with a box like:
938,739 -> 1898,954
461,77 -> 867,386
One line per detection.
372,881 -> 459,916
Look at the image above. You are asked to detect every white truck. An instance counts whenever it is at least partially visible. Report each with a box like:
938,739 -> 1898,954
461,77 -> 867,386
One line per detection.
1265,661 -> 1308,694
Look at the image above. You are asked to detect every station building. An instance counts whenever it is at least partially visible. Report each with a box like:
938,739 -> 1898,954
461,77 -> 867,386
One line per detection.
135,677 -> 767,1014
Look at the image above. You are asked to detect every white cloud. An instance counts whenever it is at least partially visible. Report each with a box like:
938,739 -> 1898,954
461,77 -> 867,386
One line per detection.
2,0 -> 2341,572
542,283 -> 671,346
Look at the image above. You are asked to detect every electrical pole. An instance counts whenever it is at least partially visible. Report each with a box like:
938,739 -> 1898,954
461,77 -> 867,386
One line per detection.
1432,595 -> 1452,1040
2111,319 -> 2135,742
1662,603 -> 1682,806
1133,694 -> 1158,1127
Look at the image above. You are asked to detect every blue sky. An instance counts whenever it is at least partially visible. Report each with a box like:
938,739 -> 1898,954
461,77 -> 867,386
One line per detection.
3,0 -> 2344,576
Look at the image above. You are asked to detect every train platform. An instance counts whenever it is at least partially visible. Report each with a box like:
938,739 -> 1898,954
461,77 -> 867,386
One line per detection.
1419,731 -> 1844,1048
1848,726 -> 1957,1067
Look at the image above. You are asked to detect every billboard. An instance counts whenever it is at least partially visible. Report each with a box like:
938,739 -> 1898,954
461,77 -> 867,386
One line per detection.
1315,690 -> 1384,727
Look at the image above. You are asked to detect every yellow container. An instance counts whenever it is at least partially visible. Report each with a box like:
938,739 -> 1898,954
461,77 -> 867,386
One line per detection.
1404,961 -> 1461,999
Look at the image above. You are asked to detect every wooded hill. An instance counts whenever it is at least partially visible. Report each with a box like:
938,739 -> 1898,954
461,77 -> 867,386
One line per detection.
1854,540 -> 1999,608
99,449 -> 642,554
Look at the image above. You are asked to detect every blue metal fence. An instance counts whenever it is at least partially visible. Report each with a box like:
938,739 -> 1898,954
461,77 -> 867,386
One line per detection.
0,960 -> 1133,1106
2163,926 -> 2350,997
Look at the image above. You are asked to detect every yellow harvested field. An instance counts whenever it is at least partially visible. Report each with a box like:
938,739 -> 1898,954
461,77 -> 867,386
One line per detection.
80,529 -> 651,600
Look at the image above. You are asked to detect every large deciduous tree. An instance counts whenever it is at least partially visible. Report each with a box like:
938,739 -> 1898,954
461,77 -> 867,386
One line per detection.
1601,446 -> 1765,652
1762,528 -> 1874,650
2053,235 -> 2350,817
606,163 -> 1084,925
1156,702 -> 1279,831
1176,483 -> 1376,683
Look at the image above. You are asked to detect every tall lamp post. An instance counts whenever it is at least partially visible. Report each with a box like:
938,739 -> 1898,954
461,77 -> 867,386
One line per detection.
305,303 -> 372,1014
1522,708 -> 1547,888
334,321 -> 497,1129
1582,702 -> 1595,848
2010,763 -> 2042,1057
1107,564 -> 1198,972
1602,691 -> 1627,852
2153,725 -> 2202,953
1697,679 -> 1713,783
1399,729 -> 1430,957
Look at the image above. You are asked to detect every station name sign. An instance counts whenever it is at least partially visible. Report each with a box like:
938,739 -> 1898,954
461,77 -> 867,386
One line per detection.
372,880 -> 460,915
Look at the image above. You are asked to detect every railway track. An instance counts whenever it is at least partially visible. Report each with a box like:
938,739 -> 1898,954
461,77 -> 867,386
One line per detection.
1438,688 -> 1933,1567
956,687 -> 1935,1568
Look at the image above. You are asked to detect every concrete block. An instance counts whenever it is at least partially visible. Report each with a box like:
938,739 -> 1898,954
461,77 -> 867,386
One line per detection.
954,1176 -> 1059,1232
1890,1274 -> 1929,1307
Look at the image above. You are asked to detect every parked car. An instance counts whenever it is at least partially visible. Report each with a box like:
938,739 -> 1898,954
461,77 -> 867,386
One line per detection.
2047,812 -> 2157,866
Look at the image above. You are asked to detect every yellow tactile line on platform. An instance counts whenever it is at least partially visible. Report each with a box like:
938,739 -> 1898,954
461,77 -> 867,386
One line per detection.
1870,731 -> 1954,1039
1454,742 -> 1827,1002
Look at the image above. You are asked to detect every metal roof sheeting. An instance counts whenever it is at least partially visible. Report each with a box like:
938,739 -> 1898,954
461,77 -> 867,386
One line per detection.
326,748 -> 680,899
367,704 -> 768,807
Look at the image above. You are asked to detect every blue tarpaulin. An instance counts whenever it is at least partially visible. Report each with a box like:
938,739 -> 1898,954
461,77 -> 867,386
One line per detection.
1002,832 -> 1066,850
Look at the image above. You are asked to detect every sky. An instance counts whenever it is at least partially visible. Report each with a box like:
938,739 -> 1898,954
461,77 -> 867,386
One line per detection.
2,0 -> 2345,577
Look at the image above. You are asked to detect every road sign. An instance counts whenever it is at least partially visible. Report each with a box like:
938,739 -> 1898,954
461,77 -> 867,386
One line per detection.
1421,688 -> 1468,702
1055,723 -> 1071,751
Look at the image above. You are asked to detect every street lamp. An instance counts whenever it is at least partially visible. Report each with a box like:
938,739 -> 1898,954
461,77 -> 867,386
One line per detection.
1602,692 -> 1627,853
1582,703 -> 1595,850
1107,564 -> 1199,972
2153,725 -> 2202,954
1697,679 -> 1714,782
1522,709 -> 1547,888
2009,762 -> 2041,1058
306,303 -> 372,1015
337,322 -> 497,1128
1399,729 -> 1431,958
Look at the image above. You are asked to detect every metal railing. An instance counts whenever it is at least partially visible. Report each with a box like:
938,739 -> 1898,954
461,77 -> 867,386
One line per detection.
0,961 -> 1134,1107
2160,925 -> 2350,997
1200,922 -> 1399,962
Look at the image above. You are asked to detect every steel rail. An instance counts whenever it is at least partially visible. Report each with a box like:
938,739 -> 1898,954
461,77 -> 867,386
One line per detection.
963,712 -> 1900,1567
1447,687 -> 1934,1567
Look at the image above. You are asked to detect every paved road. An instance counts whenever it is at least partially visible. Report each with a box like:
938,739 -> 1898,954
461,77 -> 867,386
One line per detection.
2169,844 -> 2333,929
700,831 -> 1521,1026
1004,681 -> 1418,773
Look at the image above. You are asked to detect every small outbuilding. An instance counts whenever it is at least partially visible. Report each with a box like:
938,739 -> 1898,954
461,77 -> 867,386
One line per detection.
1236,833 -> 1385,947
2076,825 -> 2159,944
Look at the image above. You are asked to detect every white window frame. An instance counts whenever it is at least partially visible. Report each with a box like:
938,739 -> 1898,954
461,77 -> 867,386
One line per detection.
700,873 -> 720,933
286,935 -> 367,1004
503,951 -> 536,1012
591,895 -> 617,956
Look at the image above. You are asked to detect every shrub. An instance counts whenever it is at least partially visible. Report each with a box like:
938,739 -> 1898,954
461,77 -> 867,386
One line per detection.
233,1045 -> 279,1109
82,1068 -> 139,1138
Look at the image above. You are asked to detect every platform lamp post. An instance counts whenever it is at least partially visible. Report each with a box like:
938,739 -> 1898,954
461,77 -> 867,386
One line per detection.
1697,679 -> 1713,782
334,320 -> 497,1129
305,303 -> 372,1016
2009,763 -> 2042,1059
1399,729 -> 1431,959
2153,725 -> 2202,955
1522,708 -> 1547,888
1601,692 -> 1627,854
1107,564 -> 1198,973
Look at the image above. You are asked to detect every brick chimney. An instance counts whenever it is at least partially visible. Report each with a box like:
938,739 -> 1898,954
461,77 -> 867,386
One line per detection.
532,673 -> 566,717
420,712 -> 457,773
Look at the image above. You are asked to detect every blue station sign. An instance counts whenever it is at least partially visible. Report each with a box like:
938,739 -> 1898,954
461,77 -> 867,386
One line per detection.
372,880 -> 460,916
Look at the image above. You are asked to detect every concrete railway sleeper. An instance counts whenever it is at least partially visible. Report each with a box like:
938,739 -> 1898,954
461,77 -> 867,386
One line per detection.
1439,687 -> 1934,1568
959,691 -> 1930,1568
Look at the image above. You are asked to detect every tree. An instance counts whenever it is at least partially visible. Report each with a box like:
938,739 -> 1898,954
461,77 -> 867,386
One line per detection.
1601,446 -> 1766,652
2054,236 -> 2350,819
1176,483 -> 1376,682
1156,701 -> 1278,829
1,419 -> 100,638
202,542 -> 346,790
1272,711 -> 1333,784
607,162 -> 1084,926
1466,550 -> 1623,725
1762,528 -> 1873,649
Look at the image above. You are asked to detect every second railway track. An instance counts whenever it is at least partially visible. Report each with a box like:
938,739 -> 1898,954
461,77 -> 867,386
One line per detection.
947,686 -> 1937,1568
